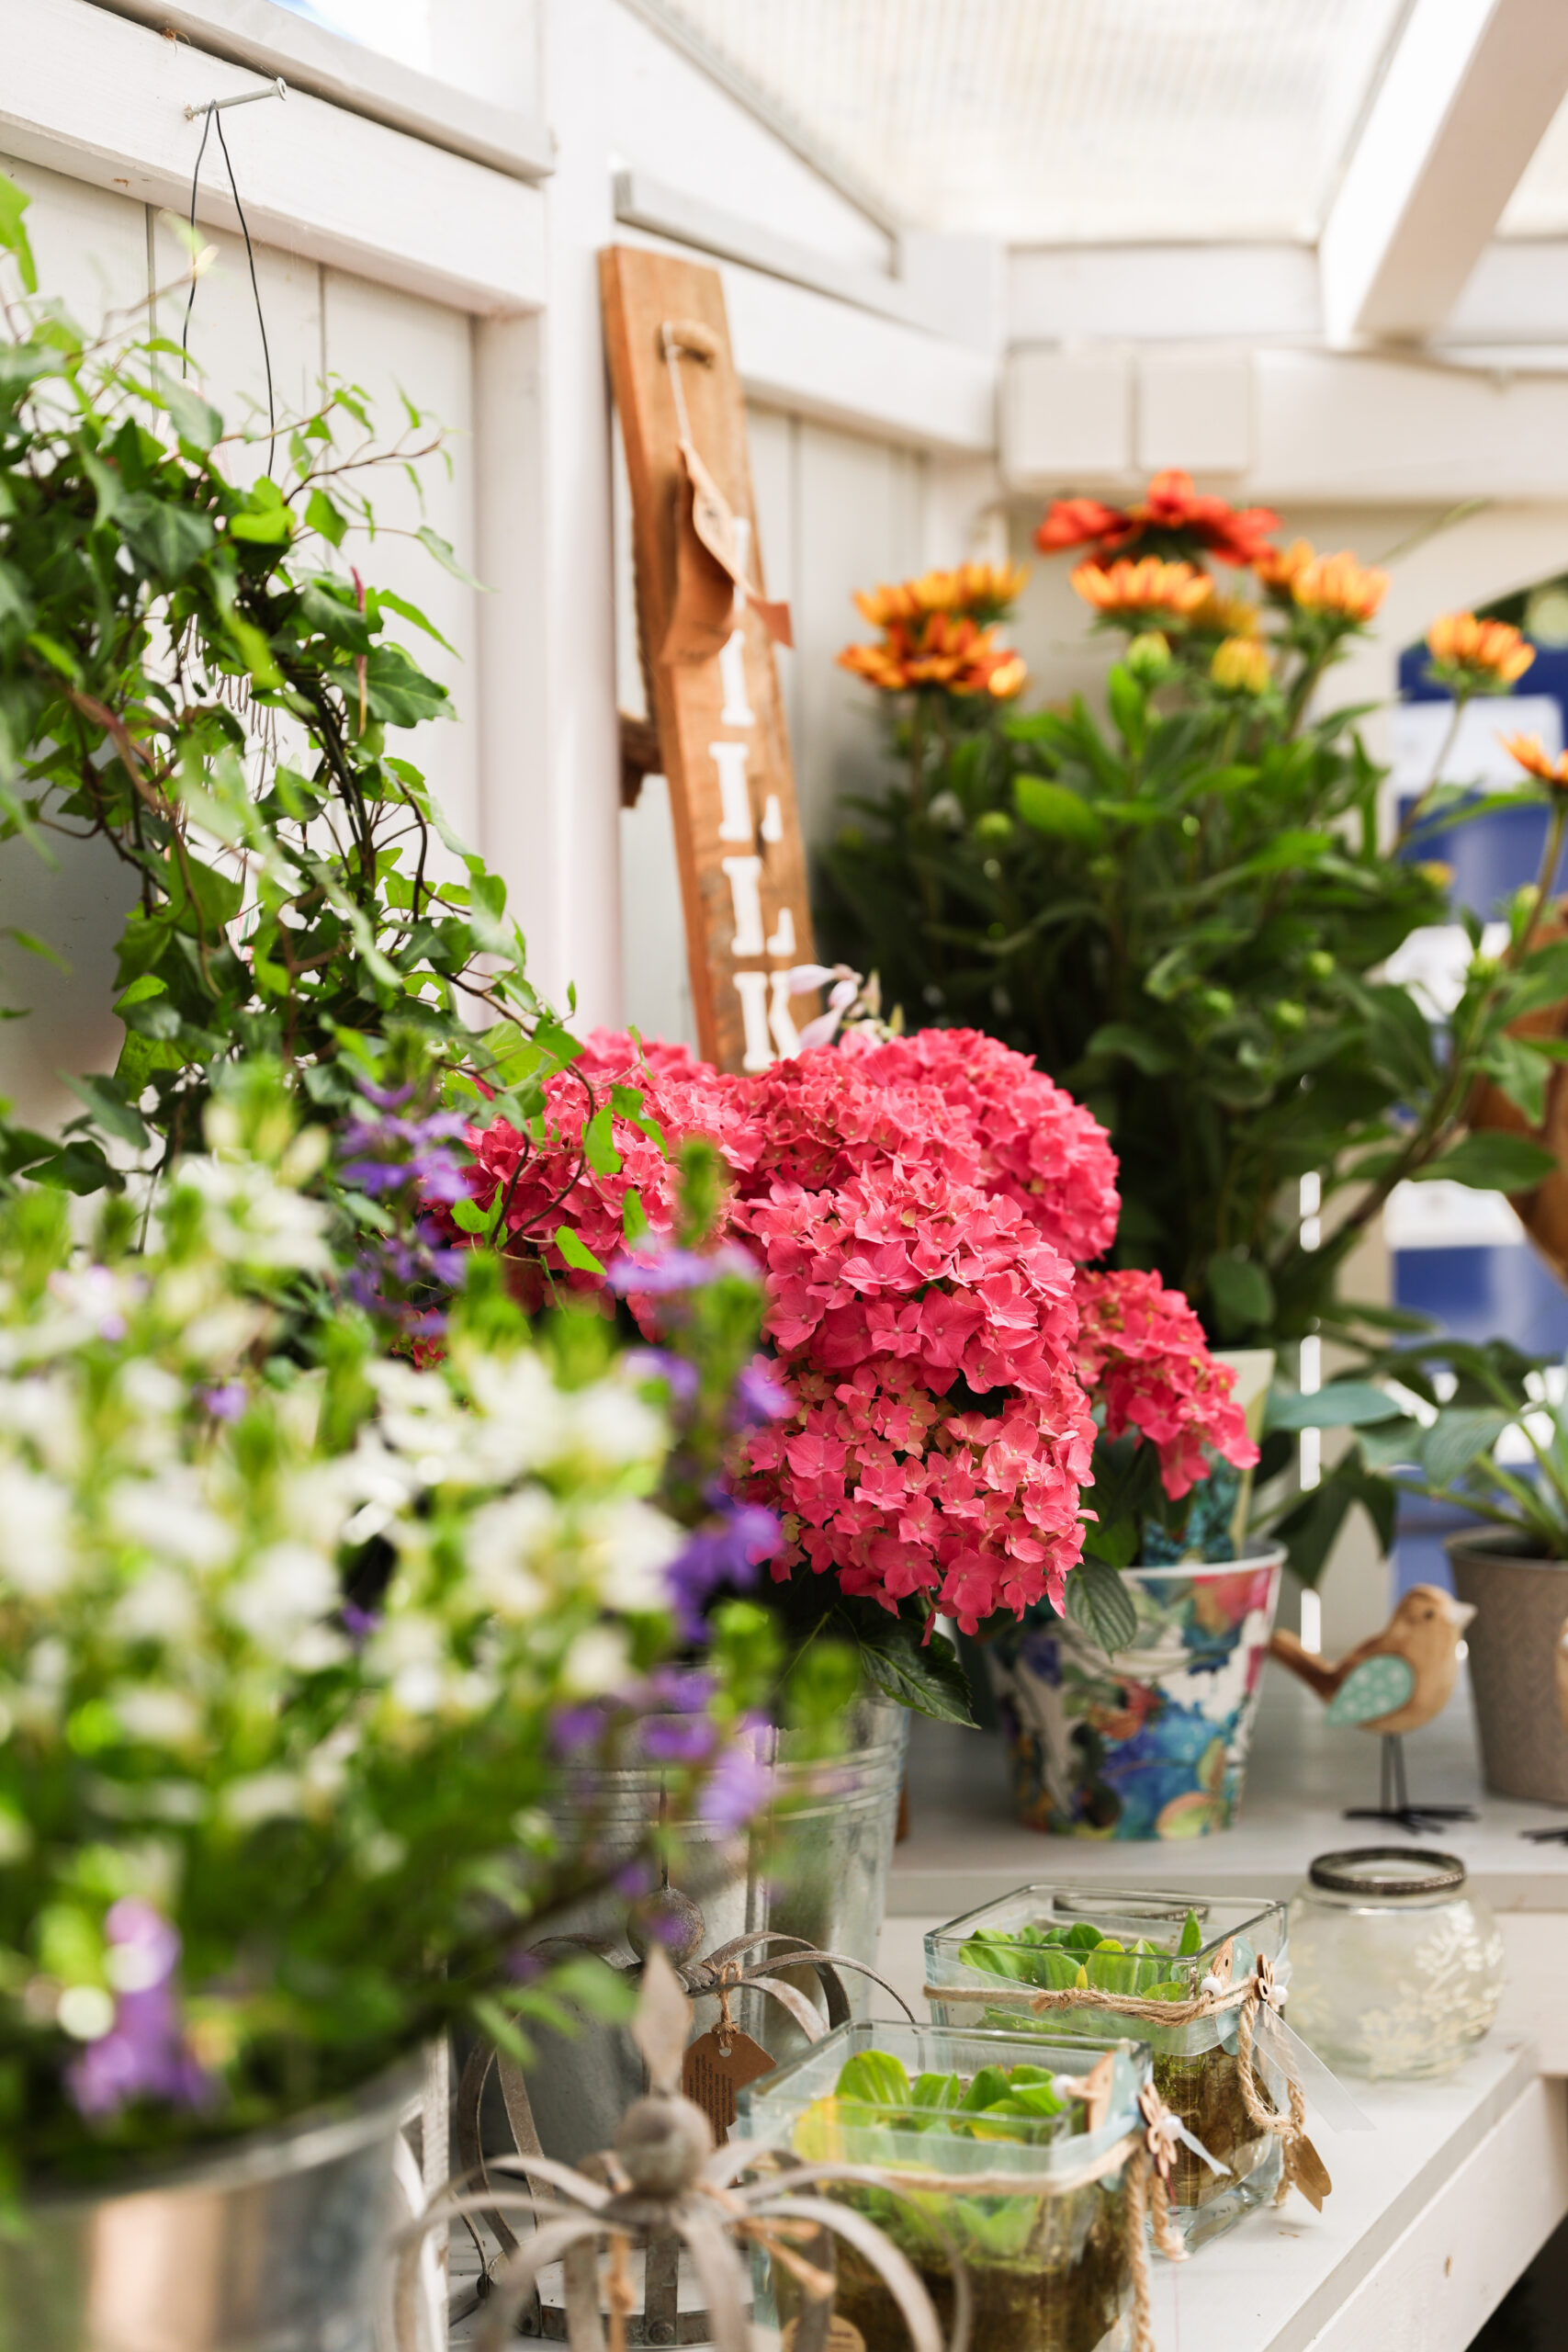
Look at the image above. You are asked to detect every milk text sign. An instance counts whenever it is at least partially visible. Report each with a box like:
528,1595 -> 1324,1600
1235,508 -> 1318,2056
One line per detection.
599,246 -> 818,1072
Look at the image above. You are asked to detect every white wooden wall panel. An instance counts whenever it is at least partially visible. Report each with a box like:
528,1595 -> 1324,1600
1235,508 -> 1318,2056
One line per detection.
746,405 -> 800,774
153,217 -> 326,482
321,271 -> 480,854
0,162 -> 150,1126
0,150 -> 149,331
793,421 -> 925,850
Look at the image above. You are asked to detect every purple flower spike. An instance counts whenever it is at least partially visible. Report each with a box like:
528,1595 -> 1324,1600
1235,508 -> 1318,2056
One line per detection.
664,1498 -> 784,1639
200,1382 -> 246,1422
550,1703 -> 609,1756
642,1714 -> 716,1766
698,1733 -> 771,1835
735,1359 -> 792,1429
64,1901 -> 214,2123
606,1242 -> 758,1298
626,1348 -> 701,1414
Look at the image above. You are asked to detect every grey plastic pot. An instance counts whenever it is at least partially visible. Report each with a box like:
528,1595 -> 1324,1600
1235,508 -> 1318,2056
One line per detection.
1448,1530 -> 1568,1806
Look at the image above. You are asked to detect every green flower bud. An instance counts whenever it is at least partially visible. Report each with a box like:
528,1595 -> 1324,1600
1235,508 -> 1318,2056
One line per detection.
974,809 -> 1015,845
1125,631 -> 1173,685
1198,987 -> 1235,1020
1272,1001 -> 1307,1033
1304,950 -> 1335,980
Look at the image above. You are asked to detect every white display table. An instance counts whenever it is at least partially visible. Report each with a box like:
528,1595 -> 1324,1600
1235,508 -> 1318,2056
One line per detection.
873,1663 -> 1568,2349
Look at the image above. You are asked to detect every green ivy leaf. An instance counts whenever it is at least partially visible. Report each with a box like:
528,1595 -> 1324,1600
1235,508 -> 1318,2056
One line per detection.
553,1226 -> 606,1276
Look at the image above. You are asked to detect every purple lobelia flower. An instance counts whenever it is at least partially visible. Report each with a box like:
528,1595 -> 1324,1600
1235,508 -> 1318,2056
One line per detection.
697,1720 -> 772,1834
734,1358 -> 792,1429
605,1242 -> 758,1299
65,1899 -> 213,2121
664,1496 -> 784,1639
625,1348 -> 701,1414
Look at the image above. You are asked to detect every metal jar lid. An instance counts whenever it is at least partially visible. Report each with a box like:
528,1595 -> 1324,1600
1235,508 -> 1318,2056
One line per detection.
1308,1847 -> 1467,1898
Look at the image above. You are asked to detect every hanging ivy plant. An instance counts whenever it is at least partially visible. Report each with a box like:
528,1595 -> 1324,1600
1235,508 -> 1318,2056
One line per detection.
0,172 -> 585,1206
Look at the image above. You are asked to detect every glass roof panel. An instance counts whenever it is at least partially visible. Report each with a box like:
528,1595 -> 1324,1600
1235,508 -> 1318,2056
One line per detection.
649,0 -> 1412,243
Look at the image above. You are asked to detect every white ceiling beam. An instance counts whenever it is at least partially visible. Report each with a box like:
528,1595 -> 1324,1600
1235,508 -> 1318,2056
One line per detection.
1001,341 -> 1568,502
1319,0 -> 1568,345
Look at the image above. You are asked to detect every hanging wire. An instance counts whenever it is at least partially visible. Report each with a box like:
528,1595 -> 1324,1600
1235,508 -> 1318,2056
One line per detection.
181,101 -> 277,478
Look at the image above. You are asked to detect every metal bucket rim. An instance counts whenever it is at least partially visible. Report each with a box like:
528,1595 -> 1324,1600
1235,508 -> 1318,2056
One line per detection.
19,2052 -> 422,2214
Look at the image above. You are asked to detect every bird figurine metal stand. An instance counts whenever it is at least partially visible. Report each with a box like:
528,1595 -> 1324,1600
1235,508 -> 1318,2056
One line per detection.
1269,1584 -> 1479,1835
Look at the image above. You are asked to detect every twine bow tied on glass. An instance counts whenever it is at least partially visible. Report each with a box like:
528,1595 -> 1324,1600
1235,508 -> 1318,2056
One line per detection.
921,1939 -> 1371,2217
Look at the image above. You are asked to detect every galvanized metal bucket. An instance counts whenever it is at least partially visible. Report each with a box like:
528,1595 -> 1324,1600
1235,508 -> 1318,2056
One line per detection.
518,1698 -> 909,2166
0,2059 -> 420,2352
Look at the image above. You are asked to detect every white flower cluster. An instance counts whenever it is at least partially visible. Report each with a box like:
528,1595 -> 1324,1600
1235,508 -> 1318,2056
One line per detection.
0,1144 -> 681,1865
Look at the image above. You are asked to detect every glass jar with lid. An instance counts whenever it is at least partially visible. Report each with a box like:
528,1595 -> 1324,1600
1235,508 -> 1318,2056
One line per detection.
1287,1848 -> 1504,2079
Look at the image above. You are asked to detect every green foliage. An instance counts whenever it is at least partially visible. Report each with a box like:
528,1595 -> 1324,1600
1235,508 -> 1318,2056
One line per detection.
0,173 -> 576,1206
818,567 -> 1568,1365
1276,1338 -> 1568,1570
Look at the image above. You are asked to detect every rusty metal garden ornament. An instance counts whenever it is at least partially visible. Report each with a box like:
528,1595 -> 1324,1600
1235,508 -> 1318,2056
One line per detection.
396,1951 -> 971,2352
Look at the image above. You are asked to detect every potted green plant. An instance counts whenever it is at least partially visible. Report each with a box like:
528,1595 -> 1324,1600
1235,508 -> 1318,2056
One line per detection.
924,1886 -> 1293,2248
452,1017 -> 1278,1840
820,479 -> 1568,1608
734,2018 -> 1160,2352
1287,1334 -> 1568,1808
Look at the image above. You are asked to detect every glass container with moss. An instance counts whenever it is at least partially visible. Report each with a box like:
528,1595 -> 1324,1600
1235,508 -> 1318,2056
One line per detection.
925,1884 -> 1289,2247
734,2019 -> 1153,2352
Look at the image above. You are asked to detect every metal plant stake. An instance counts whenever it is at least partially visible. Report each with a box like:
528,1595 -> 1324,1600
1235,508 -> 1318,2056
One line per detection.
398,1949 -> 970,2352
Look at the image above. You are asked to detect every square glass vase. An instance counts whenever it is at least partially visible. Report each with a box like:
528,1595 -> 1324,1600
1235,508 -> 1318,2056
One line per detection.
925,1883 -> 1289,2250
734,2017 -> 1151,2352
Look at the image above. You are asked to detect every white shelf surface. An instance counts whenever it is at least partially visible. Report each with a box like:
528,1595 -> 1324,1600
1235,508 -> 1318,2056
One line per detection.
872,1665 -> 1568,2348
890,1664 -> 1568,1913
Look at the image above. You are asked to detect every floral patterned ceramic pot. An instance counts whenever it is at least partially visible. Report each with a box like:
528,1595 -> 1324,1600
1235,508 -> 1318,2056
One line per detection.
987,1547 -> 1285,1839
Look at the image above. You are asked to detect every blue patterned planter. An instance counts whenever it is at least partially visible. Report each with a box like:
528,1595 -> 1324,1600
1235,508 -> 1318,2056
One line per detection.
987,1550 -> 1285,1839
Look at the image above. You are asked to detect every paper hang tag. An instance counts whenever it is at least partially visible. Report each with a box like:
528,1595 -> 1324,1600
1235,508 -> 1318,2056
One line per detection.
1253,2006 -> 1374,2134
660,441 -> 793,666
1058,2050 -> 1116,2138
1292,2132 -> 1334,2211
1201,1938 -> 1235,2000
682,2024 -> 775,2143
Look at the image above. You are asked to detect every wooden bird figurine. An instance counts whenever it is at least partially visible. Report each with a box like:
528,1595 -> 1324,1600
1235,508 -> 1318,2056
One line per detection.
1269,1584 -> 1478,1832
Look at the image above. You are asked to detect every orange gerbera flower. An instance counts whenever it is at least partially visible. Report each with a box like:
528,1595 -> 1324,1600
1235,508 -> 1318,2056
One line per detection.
1071,557 -> 1213,626
1292,551 -> 1389,623
853,560 -> 1029,630
1427,612 -> 1536,693
1254,537 -> 1315,596
1036,469 -> 1278,568
1501,731 -> 1568,788
837,610 -> 1028,699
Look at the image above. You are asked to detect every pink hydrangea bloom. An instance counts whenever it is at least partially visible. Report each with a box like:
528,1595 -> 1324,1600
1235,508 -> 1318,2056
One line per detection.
838,1027 -> 1122,1261
450,1028 -> 1253,1627
1074,1268 -> 1259,1498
